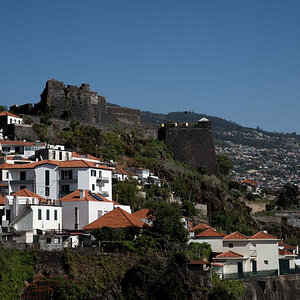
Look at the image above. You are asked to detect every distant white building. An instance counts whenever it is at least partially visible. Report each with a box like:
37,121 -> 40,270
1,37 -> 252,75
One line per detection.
61,189 -> 131,230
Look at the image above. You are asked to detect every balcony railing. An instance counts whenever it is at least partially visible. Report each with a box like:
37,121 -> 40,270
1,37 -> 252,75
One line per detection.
99,191 -> 109,198
59,178 -> 77,184
11,179 -> 34,185
96,177 -> 109,184
221,269 -> 278,280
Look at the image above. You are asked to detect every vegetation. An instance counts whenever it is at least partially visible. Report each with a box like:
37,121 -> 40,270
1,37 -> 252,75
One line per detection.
0,248 -> 36,300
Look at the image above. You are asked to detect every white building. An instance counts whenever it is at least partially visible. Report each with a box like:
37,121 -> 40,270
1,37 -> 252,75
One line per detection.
189,229 -> 290,279
0,140 -> 46,159
113,168 -> 137,182
1,188 -> 62,233
0,159 -> 113,201
61,189 -> 131,230
0,111 -> 23,126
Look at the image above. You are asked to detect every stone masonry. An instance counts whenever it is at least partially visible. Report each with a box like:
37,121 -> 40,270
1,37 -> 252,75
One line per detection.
158,118 -> 219,175
11,79 -> 141,125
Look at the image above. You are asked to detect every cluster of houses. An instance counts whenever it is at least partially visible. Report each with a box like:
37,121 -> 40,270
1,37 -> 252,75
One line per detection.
188,223 -> 299,278
0,112 -> 299,280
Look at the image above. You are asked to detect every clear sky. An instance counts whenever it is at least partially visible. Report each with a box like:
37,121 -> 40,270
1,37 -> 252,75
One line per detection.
1,1 -> 299,133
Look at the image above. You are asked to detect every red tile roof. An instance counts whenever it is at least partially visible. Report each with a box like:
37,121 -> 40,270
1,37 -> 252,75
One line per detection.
190,222 -> 212,232
278,249 -> 295,256
84,207 -> 145,230
250,231 -> 278,240
0,140 -> 44,146
72,152 -> 100,161
0,159 -> 113,170
241,179 -> 258,186
132,209 -> 151,220
0,196 -> 4,205
61,190 -> 112,203
0,111 -> 22,118
12,188 -> 46,203
224,231 -> 249,240
195,228 -> 225,237
215,250 -> 244,258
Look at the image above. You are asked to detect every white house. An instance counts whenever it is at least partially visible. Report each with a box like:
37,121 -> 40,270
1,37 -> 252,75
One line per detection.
0,140 -> 46,159
113,168 -> 137,182
61,189 -> 131,230
0,159 -> 113,201
125,167 -> 150,183
0,111 -> 23,126
1,188 -> 62,233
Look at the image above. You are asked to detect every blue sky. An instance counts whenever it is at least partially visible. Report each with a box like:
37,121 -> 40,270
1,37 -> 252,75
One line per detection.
1,1 -> 299,133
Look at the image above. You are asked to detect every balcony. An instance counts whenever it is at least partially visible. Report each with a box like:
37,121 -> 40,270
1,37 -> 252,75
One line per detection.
222,269 -> 278,280
11,179 -> 34,185
59,178 -> 77,184
96,177 -> 109,183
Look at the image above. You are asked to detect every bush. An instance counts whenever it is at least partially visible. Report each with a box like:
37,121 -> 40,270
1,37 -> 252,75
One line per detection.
22,276 -> 86,299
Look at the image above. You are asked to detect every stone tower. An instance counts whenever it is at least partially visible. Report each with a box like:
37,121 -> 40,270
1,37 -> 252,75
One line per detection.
158,118 -> 219,175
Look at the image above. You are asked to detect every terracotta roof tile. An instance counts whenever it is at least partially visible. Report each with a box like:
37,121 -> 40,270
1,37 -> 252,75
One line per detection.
132,209 -> 151,220
12,188 -> 46,203
215,250 -> 244,258
241,179 -> 258,186
278,249 -> 295,256
0,111 -> 22,118
250,231 -> 278,240
84,207 -> 145,229
195,228 -> 225,237
190,222 -> 212,232
224,231 -> 249,240
0,140 -> 44,146
0,196 -> 4,205
61,190 -> 112,203
59,160 -> 113,170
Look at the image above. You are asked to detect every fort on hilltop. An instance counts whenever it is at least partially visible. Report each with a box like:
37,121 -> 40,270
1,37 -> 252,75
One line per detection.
158,118 -> 219,175
10,79 -> 141,125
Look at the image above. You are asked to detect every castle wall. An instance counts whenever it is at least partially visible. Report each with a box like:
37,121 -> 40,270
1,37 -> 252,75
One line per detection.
158,121 -> 219,175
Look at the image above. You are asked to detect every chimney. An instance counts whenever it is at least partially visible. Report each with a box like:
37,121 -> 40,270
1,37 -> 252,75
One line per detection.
80,189 -> 84,198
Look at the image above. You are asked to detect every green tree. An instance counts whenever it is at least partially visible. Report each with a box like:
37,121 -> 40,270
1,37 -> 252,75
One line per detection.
113,180 -> 143,211
148,202 -> 188,250
217,154 -> 234,176
277,183 -> 299,209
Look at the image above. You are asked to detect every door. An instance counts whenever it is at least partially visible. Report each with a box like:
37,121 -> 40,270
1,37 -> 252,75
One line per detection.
237,262 -> 243,275
252,260 -> 257,273
279,259 -> 290,275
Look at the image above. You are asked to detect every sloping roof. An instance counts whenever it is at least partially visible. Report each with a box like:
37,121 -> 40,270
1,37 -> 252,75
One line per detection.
0,111 -> 22,118
278,249 -> 295,256
61,190 -> 112,203
132,209 -> 151,220
250,231 -> 278,240
58,160 -> 113,170
190,222 -> 212,232
215,250 -> 244,259
84,207 -> 145,230
224,231 -> 249,240
12,188 -> 46,203
72,152 -> 100,161
0,140 -> 44,146
0,196 -> 4,205
195,228 -> 225,238
241,179 -> 258,187
114,168 -> 134,176
0,159 -> 113,170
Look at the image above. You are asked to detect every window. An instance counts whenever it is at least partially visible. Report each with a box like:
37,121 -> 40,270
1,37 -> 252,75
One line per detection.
46,209 -> 50,220
61,185 -> 70,193
6,171 -> 9,179
98,210 -> 103,218
20,171 -> 26,180
45,186 -> 50,196
264,260 -> 269,265
45,170 -> 50,186
61,170 -> 72,179
252,243 -> 256,247
38,209 -> 42,220
99,171 -> 102,177
229,243 -> 233,248
91,170 -> 96,177
52,151 -> 56,159
59,151 -> 62,160
3,147 -> 10,152
46,238 -> 52,244
54,238 -> 60,244
92,184 -> 95,191
54,210 -> 57,220
75,207 -> 79,230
